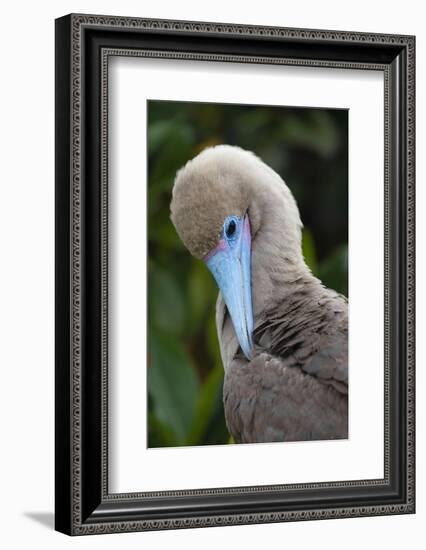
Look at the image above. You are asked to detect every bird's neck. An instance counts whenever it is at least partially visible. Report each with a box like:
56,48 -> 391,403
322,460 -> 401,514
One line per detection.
251,235 -> 320,322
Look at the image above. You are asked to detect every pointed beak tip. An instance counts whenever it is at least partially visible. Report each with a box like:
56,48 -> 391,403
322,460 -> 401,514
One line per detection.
244,348 -> 254,361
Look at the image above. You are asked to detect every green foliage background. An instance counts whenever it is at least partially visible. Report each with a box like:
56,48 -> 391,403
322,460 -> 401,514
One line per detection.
147,100 -> 348,448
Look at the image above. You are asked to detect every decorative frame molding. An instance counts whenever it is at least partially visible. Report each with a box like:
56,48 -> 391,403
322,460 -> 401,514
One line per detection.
55,13 -> 415,535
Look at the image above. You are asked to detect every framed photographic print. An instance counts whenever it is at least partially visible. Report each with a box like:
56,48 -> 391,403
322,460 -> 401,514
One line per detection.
55,14 -> 415,535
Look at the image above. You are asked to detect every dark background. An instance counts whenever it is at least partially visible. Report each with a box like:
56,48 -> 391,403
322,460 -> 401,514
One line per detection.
147,100 -> 348,448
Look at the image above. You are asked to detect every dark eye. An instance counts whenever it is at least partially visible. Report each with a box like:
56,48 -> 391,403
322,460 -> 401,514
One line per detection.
226,219 -> 237,239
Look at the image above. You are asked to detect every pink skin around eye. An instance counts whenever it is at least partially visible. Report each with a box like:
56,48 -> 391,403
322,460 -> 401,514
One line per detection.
203,238 -> 227,262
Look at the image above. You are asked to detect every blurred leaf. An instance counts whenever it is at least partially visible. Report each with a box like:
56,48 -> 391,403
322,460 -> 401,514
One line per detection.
148,411 -> 179,448
277,111 -> 339,157
186,260 -> 216,335
148,120 -> 194,182
186,363 -> 224,445
149,211 -> 184,251
148,265 -> 186,334
206,306 -> 222,366
147,119 -> 196,215
302,228 -> 318,275
146,100 -> 348,448
318,245 -> 348,297
194,137 -> 223,154
147,177 -> 175,216
148,331 -> 199,444
236,109 -> 269,136
148,120 -> 193,157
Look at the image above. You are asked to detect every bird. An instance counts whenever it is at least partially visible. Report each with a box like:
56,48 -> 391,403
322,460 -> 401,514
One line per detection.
170,145 -> 348,444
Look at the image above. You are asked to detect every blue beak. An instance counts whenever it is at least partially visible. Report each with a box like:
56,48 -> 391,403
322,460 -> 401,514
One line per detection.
204,214 -> 254,360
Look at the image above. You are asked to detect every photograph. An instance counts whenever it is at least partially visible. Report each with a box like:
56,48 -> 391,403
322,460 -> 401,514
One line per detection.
147,100 -> 349,448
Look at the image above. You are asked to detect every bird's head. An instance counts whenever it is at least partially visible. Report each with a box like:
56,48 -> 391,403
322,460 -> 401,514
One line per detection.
170,145 -> 303,360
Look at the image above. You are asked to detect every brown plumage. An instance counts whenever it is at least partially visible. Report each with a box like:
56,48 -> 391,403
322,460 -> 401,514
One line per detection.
171,145 -> 348,443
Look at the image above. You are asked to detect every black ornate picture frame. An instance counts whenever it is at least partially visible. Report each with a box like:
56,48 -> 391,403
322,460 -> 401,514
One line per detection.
55,13 -> 415,535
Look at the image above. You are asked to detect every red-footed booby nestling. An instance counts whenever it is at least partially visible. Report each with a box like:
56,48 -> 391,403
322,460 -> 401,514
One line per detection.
170,145 -> 348,443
